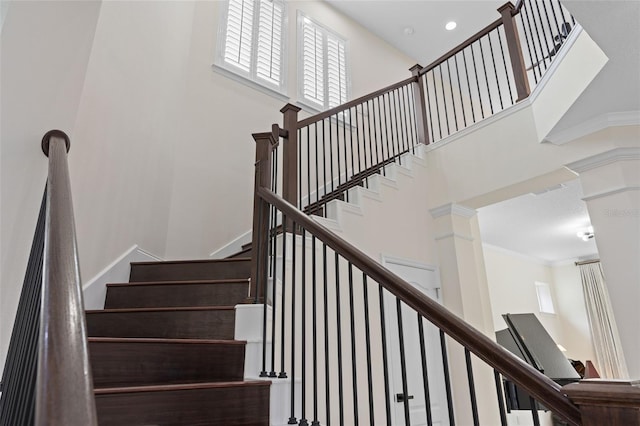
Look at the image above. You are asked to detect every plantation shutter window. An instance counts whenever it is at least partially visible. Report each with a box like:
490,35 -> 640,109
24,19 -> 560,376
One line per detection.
299,14 -> 349,110
218,0 -> 286,93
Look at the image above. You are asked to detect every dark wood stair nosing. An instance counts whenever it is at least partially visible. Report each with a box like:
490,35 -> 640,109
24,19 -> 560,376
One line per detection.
94,380 -> 271,395
130,257 -> 251,266
88,337 -> 246,345
86,306 -> 236,314
106,278 -> 249,288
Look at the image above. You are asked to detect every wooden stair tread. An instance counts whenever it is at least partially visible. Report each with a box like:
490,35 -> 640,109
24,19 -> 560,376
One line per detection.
130,257 -> 251,266
86,306 -> 235,314
95,380 -> 270,395
88,337 -> 245,345
106,278 -> 249,287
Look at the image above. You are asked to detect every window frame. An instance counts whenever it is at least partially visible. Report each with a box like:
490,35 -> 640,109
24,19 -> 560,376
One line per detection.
214,0 -> 288,96
535,281 -> 556,315
296,11 -> 350,112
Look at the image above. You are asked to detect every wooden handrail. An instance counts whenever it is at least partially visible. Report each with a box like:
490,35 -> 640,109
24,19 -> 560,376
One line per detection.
296,76 -> 418,129
419,18 -> 502,75
37,130 -> 97,426
256,186 -> 582,426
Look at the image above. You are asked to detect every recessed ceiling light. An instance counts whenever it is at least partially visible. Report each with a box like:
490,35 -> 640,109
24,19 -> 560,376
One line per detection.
404,26 -> 415,36
445,21 -> 457,31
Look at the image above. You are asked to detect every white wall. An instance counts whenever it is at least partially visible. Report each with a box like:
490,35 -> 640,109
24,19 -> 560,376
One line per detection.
0,0 -> 102,371
483,245 -> 595,364
0,0 -> 415,371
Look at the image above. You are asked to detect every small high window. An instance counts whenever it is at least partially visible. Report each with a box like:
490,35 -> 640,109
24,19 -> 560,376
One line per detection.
216,0 -> 286,93
298,13 -> 348,111
535,281 -> 556,314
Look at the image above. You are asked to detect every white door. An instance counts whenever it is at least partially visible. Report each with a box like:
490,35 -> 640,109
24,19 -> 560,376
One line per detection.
382,257 -> 450,426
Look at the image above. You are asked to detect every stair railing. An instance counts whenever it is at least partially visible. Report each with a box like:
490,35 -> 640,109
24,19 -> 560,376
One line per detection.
268,1 -> 577,220
251,166 -> 583,425
0,131 -> 97,426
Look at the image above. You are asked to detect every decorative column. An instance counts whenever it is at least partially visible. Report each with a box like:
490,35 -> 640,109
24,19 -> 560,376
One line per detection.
429,203 -> 498,425
566,147 -> 640,379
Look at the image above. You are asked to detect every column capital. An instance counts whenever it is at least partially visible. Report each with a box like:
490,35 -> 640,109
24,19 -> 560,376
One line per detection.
429,203 -> 477,219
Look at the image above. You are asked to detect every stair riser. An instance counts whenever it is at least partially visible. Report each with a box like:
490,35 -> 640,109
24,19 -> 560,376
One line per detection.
96,384 -> 270,426
90,340 -> 245,387
86,310 -> 235,340
129,259 -> 251,282
104,283 -> 249,309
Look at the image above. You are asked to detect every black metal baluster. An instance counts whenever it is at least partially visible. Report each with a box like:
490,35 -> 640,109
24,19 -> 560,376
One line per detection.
445,59 -> 459,132
392,90 -> 403,164
370,100 -> 380,168
478,37 -> 495,115
375,96 -> 387,176
314,122 -> 320,206
335,253 -> 345,426
541,0 -> 557,58
322,244 -> 331,425
465,349 -> 480,426
348,107 -> 356,184
533,0 -> 553,70
520,4 -> 540,83
328,118 -> 335,194
548,0 -> 563,54
557,0 -> 570,31
288,220 -> 297,425
269,205 -> 278,378
453,54 -> 468,127
494,370 -> 508,426
306,127 -> 312,211
488,29 -> 504,110
379,285 -> 392,426
300,228 -> 308,426
298,128 -> 302,209
362,275 -> 375,424
396,298 -> 411,425
529,397 -> 541,426
398,87 -> 409,153
526,0 -> 545,76
434,67 -> 445,138
497,27 -> 515,105
342,109 -> 349,186
335,113 -> 342,192
311,236 -> 319,426
354,105 -> 362,177
462,50 -> 477,123
279,214 -> 288,378
404,84 -> 417,150
365,102 -> 374,181
321,120 -> 327,203
440,330 -> 456,426
381,93 -> 393,166
470,43 -> 486,119
439,64 -> 451,136
348,263 -> 359,426
259,202 -> 269,376
424,72 -> 436,142
418,314 -> 434,426
385,92 -> 397,163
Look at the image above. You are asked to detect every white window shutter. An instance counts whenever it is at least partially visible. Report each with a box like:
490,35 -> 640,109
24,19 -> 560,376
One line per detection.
256,0 -> 284,86
327,35 -> 347,108
224,0 -> 254,72
302,19 -> 325,106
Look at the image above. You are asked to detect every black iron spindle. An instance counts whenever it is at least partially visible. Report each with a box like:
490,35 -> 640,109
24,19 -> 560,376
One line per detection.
300,228 -> 308,426
440,330 -> 456,426
288,220 -> 298,425
379,285 -> 392,426
298,128 -> 302,209
533,0 -> 553,70
381,94 -> 392,169
453,54 -> 468,127
328,118 -> 335,194
321,120 -> 327,204
269,204 -> 278,378
279,214 -> 288,378
418,314 -> 434,426
348,107 -> 355,184
362,275 -> 375,424
348,263 -> 359,426
334,253 -> 345,426
478,37 -> 495,115
462,50 -> 477,123
529,396 -> 541,426
322,244 -> 331,425
423,72 -> 436,142
465,348 -> 480,426
470,43 -> 486,119
396,298 -> 411,425
335,113 -> 342,191
520,4 -> 540,83
311,236 -> 319,426
354,105 -> 362,177
432,70 -> 444,139
306,128 -> 311,211
488,30 -> 504,110
526,0 -> 545,77
494,370 -> 508,426
446,59 -> 459,132
438,64 -> 451,137
497,27 -> 515,104
314,122 -> 320,206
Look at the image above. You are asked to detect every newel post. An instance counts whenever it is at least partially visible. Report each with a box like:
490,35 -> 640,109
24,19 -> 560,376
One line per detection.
498,2 -> 530,101
250,129 -> 277,303
409,64 -> 430,145
280,103 -> 301,208
563,380 -> 640,425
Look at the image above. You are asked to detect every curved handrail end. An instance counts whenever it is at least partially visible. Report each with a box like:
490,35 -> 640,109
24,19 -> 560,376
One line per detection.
42,130 -> 70,157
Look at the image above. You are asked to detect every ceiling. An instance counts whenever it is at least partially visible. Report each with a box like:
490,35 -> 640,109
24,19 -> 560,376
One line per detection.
324,1 -> 638,263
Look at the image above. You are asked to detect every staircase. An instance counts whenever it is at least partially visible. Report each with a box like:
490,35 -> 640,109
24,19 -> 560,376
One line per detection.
85,257 -> 270,426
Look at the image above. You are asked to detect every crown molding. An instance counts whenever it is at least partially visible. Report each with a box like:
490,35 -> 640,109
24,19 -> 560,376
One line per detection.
565,147 -> 640,174
544,111 -> 640,145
